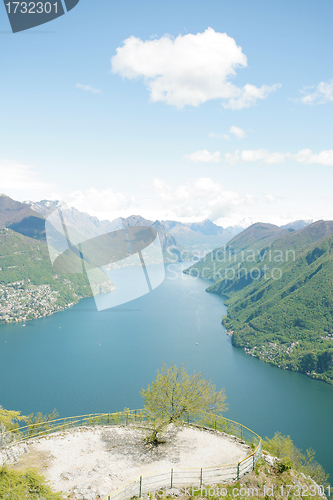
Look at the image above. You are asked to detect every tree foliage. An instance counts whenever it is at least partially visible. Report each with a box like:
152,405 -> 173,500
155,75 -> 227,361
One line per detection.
141,362 -> 227,443
0,407 -> 24,433
0,407 -> 62,499
0,406 -> 59,434
263,432 -> 328,484
24,409 -> 59,427
0,466 -> 63,500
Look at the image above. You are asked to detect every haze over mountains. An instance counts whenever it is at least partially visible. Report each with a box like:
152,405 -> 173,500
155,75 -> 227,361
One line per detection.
161,219 -> 233,251
0,194 -> 315,260
26,199 -> 232,252
24,197 -> 312,252
25,201 -> 189,261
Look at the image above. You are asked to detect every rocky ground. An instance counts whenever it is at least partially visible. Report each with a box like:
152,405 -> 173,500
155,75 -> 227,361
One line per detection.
1,424 -> 250,500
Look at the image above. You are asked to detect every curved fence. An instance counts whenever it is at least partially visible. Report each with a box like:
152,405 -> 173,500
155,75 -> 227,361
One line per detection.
0,409 -> 146,448
0,410 -> 262,500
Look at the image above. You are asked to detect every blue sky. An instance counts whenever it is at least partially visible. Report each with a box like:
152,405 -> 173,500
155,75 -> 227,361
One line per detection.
1,0 -> 333,226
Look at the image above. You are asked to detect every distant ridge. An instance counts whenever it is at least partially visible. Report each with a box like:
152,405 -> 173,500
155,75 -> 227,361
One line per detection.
281,220 -> 313,231
224,222 -> 287,251
25,202 -> 189,262
0,194 -> 43,229
0,194 -> 46,239
161,219 -> 232,251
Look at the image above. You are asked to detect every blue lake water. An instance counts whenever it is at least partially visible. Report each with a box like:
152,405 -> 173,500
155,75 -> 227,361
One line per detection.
0,262 -> 333,480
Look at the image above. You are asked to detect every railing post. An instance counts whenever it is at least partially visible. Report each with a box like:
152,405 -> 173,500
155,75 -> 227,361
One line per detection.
237,462 -> 240,481
253,454 -> 255,470
139,476 -> 142,498
200,468 -> 203,487
171,468 -> 173,488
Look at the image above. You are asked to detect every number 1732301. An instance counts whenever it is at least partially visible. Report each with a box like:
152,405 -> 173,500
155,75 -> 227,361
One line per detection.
5,2 -> 59,14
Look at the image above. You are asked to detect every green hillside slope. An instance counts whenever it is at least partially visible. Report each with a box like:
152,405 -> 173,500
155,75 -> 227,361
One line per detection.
185,221 -> 333,384
0,229 -> 92,323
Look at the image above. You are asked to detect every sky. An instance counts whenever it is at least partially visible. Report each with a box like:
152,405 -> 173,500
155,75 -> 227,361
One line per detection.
1,0 -> 333,227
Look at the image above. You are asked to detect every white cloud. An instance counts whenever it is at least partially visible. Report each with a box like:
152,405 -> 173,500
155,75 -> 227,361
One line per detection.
229,125 -> 246,139
47,179 -> 315,227
292,148 -> 333,165
76,84 -> 101,95
0,160 -> 52,191
55,179 -> 245,222
223,83 -> 281,110
184,149 -> 221,163
111,28 -> 280,109
265,193 -> 276,203
225,149 -> 287,165
152,177 -> 243,219
224,148 -> 333,166
63,187 -> 135,218
245,194 -> 256,205
209,132 -> 230,140
209,126 -> 245,140
300,80 -> 333,105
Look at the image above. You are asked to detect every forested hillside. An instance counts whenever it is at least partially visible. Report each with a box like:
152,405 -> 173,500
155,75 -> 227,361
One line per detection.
185,221 -> 333,383
0,228 -> 92,323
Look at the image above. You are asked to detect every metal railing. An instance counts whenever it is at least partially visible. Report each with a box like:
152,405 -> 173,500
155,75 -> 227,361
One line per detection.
0,409 -> 145,448
0,410 -> 262,500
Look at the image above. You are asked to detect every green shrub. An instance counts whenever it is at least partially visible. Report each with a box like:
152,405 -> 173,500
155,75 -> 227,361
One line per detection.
276,457 -> 293,473
0,466 -> 63,500
263,432 -> 328,484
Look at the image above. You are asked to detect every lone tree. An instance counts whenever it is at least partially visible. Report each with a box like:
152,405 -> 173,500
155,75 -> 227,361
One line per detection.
141,362 -> 227,444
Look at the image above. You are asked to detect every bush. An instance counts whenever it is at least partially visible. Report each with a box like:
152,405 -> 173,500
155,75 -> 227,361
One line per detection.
0,466 -> 63,500
276,457 -> 293,473
263,432 -> 328,484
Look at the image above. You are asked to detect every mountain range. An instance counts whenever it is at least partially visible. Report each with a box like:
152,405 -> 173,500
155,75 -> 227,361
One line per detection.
24,201 -> 190,262
24,198 -> 313,252
0,193 -> 319,338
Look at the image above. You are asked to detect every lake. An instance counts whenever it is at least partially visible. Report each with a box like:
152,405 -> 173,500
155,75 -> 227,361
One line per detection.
1,262 -> 333,480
